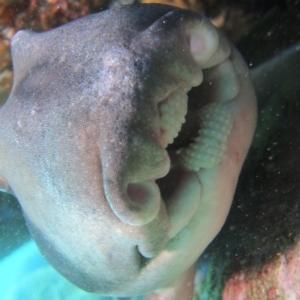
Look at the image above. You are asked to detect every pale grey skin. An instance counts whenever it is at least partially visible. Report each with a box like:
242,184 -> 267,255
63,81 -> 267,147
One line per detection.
0,4 -> 256,299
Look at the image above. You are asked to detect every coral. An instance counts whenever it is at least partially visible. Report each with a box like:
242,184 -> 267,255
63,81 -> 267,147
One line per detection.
0,0 -> 110,103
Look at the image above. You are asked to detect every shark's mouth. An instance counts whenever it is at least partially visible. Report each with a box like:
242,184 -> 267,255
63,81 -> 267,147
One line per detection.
157,84 -> 233,173
122,59 -> 237,229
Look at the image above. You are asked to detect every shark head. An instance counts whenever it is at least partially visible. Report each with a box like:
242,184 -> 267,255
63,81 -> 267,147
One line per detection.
0,4 -> 256,297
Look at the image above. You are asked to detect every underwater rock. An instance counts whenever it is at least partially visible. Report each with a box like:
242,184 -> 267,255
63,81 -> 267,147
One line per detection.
223,237 -> 300,299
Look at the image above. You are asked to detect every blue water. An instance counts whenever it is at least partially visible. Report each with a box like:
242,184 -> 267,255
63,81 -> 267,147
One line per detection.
0,241 -> 145,300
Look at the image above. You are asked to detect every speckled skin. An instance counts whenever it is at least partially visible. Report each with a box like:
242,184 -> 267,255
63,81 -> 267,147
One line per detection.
0,4 -> 256,298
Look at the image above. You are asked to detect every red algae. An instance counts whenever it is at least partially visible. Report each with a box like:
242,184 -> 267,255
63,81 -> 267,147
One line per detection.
223,239 -> 300,300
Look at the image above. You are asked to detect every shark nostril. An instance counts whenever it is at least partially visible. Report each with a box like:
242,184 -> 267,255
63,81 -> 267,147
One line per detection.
127,180 -> 161,208
189,31 -> 205,55
128,182 -> 150,205
186,19 -> 219,67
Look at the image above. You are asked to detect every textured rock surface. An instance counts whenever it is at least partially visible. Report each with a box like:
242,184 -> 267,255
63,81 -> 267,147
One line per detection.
223,238 -> 300,300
